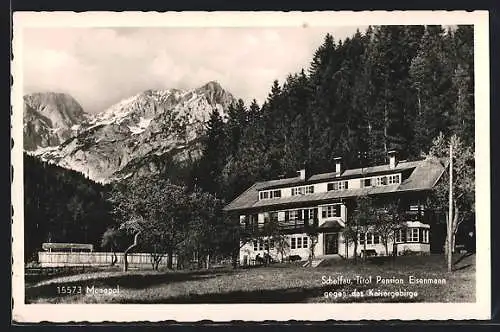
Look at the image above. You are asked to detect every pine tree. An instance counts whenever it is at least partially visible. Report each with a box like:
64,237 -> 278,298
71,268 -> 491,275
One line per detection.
196,108 -> 227,196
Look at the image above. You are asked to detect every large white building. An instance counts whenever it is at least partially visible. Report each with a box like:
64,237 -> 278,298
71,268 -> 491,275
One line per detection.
223,152 -> 446,265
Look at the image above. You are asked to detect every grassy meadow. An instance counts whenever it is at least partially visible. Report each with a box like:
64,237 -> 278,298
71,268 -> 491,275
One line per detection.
25,253 -> 475,304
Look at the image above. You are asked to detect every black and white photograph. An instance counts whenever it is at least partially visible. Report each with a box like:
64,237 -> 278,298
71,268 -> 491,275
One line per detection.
11,11 -> 490,322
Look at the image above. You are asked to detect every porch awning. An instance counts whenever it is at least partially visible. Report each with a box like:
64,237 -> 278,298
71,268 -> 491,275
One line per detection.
318,220 -> 343,230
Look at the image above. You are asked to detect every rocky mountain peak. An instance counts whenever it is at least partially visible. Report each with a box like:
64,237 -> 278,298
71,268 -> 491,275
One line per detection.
25,82 -> 239,182
23,92 -> 86,128
23,92 -> 87,151
194,81 -> 235,109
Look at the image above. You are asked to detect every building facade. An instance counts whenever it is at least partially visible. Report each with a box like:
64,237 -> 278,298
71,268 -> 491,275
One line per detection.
223,152 -> 446,265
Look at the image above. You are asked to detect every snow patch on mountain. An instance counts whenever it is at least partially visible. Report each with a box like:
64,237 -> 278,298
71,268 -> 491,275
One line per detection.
28,81 -> 237,182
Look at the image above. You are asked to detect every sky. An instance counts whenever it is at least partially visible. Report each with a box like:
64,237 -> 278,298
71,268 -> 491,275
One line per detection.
22,26 -> 367,113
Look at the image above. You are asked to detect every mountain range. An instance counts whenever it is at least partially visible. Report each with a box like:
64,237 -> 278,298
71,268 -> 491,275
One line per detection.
24,81 -> 237,183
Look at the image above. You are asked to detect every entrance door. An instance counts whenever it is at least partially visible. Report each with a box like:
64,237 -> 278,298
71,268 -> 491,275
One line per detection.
324,233 -> 339,255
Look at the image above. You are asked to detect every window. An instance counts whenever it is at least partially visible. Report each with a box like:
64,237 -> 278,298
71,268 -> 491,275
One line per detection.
409,202 -> 425,211
361,175 -> 400,188
259,239 -> 264,251
291,237 -> 296,249
395,229 -> 406,243
363,233 -> 381,245
259,189 -> 282,200
388,174 -> 400,184
422,229 -> 429,243
327,181 -> 349,191
253,240 -> 258,251
407,228 -> 419,242
239,215 -> 247,226
322,205 -> 341,218
409,204 -> 419,211
297,237 -> 303,249
304,208 -> 315,220
376,176 -> 388,186
362,178 -> 372,187
270,212 -> 279,223
270,239 -> 275,249
366,232 -> 373,245
303,237 -> 308,248
250,214 -> 258,225
264,240 -> 269,251
287,210 -> 301,221
359,232 -> 365,245
291,185 -> 314,196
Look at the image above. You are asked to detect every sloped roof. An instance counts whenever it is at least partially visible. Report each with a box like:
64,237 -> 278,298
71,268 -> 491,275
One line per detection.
254,160 -> 423,191
42,243 -> 94,250
223,157 -> 446,212
319,220 -> 344,229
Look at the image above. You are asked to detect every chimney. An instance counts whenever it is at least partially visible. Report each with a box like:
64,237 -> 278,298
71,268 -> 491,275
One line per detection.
388,150 -> 398,169
334,157 -> 343,176
297,169 -> 306,180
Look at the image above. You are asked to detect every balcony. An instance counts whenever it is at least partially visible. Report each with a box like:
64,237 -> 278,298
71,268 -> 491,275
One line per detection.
239,218 -> 318,236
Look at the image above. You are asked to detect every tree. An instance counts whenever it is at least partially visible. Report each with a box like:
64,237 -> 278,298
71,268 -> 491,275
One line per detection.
372,200 -> 405,256
23,153 -> 112,261
195,108 -> 228,196
108,176 -> 192,271
342,222 -> 358,262
428,133 -> 474,270
223,213 -> 259,268
274,234 -> 290,263
184,188 -> 225,269
101,227 -> 126,266
349,195 -> 375,262
305,209 -> 319,267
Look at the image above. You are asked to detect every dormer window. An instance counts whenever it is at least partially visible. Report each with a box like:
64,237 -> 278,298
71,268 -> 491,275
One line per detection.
361,174 -> 401,188
362,178 -> 372,187
376,176 -> 388,186
291,185 -> 314,196
259,189 -> 281,200
388,174 -> 401,184
327,181 -> 348,191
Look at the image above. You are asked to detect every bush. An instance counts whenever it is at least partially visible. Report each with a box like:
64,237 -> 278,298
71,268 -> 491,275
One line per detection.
400,249 -> 419,256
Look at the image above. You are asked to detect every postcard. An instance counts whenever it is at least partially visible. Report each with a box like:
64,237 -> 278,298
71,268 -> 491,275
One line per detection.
11,10 -> 490,322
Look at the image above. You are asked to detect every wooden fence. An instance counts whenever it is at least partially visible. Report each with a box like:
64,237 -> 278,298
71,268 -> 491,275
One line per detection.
38,251 -> 176,268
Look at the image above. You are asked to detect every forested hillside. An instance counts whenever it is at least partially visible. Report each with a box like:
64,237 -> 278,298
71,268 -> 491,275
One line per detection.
193,25 -> 474,201
24,154 -> 112,261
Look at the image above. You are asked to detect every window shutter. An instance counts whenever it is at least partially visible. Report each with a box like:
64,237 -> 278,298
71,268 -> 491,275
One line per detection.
419,229 -> 423,243
321,207 -> 326,219
335,205 -> 341,217
344,181 -> 349,189
285,211 -> 289,221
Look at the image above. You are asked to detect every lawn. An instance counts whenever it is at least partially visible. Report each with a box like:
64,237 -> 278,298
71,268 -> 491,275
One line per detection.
25,253 -> 475,304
